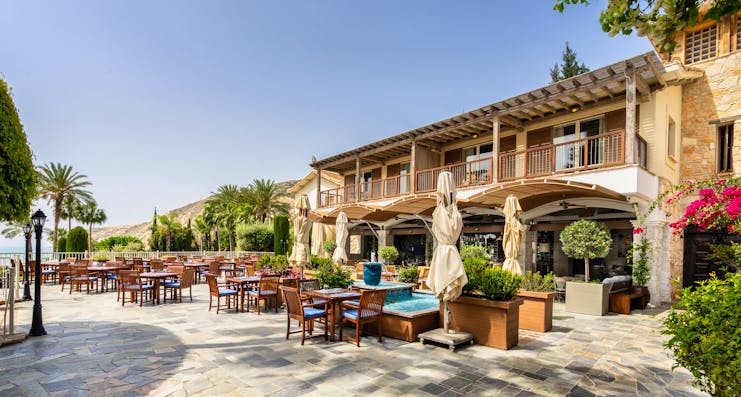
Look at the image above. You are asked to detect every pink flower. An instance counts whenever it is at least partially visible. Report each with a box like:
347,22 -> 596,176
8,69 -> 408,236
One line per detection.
633,227 -> 644,234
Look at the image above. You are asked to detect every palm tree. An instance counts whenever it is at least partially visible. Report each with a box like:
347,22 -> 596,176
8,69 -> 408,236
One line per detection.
194,215 -> 211,251
73,200 -> 107,252
36,162 -> 92,250
243,179 -> 288,223
60,196 -> 82,232
159,213 -> 178,251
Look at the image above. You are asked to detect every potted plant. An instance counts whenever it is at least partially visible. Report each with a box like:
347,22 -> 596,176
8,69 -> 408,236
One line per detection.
627,231 -> 652,301
378,246 -> 399,264
397,265 -> 419,284
560,220 -> 612,316
446,257 -> 523,350
322,240 -> 337,258
315,261 -> 353,289
517,271 -> 556,332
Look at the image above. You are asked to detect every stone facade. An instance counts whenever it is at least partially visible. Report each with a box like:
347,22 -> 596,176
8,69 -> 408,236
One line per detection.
679,51 -> 741,179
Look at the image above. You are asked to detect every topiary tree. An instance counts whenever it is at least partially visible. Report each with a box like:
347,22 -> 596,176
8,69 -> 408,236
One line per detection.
67,226 -> 88,252
322,240 -> 337,257
378,246 -> 399,264
663,273 -> 741,396
56,236 -> 67,253
560,220 -> 611,282
0,79 -> 36,223
273,215 -> 289,255
236,223 -> 274,252
460,244 -> 492,262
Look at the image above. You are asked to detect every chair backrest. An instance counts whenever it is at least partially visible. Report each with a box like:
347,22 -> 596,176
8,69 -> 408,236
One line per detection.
205,274 -> 219,296
181,269 -> 195,288
115,256 -> 125,262
71,267 -> 88,277
167,265 -> 184,276
281,286 -> 303,318
244,264 -> 256,276
281,278 -> 299,289
299,279 -> 320,295
120,270 -> 141,288
554,278 -> 566,289
58,263 -> 70,274
418,266 -> 430,278
259,276 -> 280,294
106,261 -> 123,268
77,259 -> 90,267
66,257 -> 77,263
355,263 -> 364,273
359,289 -> 387,320
208,261 -> 222,276
150,260 -> 164,271
385,265 -> 396,273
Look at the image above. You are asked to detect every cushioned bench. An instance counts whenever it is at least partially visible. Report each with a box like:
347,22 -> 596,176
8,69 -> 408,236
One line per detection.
609,290 -> 649,314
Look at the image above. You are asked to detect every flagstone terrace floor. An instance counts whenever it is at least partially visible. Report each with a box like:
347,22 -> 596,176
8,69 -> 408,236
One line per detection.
1,283 -> 705,397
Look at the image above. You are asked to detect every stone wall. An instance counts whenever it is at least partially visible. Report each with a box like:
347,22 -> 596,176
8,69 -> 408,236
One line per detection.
680,51 -> 741,180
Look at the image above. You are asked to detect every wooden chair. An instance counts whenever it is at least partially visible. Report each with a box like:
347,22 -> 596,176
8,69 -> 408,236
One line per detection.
417,266 -> 430,290
208,261 -> 222,278
281,286 -> 328,345
115,256 -> 126,262
150,259 -> 165,271
247,275 -> 280,314
58,263 -> 71,291
166,264 -> 184,276
339,289 -> 387,347
165,269 -> 194,303
69,266 -> 97,294
104,261 -> 123,290
120,271 -> 154,307
206,274 -> 237,314
244,264 -> 256,276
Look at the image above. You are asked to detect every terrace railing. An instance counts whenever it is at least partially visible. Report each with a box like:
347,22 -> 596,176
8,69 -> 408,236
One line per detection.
317,129 -> 632,206
0,251 -> 274,262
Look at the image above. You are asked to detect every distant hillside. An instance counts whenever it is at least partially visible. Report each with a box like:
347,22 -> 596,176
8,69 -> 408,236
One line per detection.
93,179 -> 298,247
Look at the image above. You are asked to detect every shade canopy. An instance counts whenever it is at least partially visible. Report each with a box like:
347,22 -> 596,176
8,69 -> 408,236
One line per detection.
426,171 -> 467,302
501,194 -> 523,275
288,195 -> 311,269
332,212 -> 349,265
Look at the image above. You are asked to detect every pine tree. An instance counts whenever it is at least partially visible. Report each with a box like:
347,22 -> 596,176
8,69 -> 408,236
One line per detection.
550,42 -> 589,83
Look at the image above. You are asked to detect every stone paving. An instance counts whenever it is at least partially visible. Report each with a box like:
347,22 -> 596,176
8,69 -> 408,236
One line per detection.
0,283 -> 705,397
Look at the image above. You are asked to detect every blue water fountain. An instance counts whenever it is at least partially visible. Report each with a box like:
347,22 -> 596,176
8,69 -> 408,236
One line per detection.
362,262 -> 383,286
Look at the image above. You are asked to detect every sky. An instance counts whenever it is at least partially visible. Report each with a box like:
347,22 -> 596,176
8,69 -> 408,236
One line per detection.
0,0 -> 654,248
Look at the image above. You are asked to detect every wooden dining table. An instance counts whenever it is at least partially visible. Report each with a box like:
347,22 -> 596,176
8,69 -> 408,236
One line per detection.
87,264 -> 128,292
140,271 -> 177,304
226,276 -> 261,312
304,288 -> 362,341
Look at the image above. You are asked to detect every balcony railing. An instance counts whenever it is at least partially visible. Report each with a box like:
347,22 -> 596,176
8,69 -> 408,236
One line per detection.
416,158 -> 493,193
318,129 -> 634,207
499,130 -> 625,181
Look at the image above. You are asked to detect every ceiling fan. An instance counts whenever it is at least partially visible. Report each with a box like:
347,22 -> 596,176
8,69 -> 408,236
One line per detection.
558,200 -> 587,210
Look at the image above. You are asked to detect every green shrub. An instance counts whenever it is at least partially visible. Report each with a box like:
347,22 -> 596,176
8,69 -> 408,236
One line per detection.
560,220 -> 611,282
662,273 -> 741,396
0,79 -> 36,223
271,254 -> 289,273
257,254 -> 272,269
707,242 -> 741,274
236,223 -> 274,252
462,257 -> 489,294
310,255 -> 332,270
627,235 -> 652,287
398,266 -> 419,283
478,267 -> 522,301
66,227 -> 88,252
322,240 -> 337,256
460,244 -> 491,262
56,237 -> 67,253
96,236 -> 142,251
315,262 -> 353,289
111,241 -> 144,252
378,246 -> 399,263
520,271 -> 555,292
273,215 -> 289,256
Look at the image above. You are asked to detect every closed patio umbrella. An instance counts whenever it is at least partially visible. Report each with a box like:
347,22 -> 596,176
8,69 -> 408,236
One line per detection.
502,194 -> 523,275
426,171 -> 467,332
289,195 -> 311,275
332,212 -> 348,265
310,222 -> 325,256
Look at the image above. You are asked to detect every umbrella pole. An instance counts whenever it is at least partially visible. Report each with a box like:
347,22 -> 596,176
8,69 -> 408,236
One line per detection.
443,300 -> 450,333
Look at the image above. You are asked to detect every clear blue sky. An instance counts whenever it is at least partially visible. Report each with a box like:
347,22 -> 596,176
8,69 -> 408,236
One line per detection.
0,0 -> 653,248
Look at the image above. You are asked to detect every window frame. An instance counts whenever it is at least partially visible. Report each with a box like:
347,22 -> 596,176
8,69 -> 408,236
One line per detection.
684,23 -> 718,64
717,124 -> 734,173
667,116 -> 677,161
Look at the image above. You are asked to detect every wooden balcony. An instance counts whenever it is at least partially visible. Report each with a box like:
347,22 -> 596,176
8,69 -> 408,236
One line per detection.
317,129 -> 639,208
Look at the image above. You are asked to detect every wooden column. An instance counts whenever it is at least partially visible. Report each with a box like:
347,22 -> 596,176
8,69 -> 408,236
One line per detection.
315,167 -> 322,208
625,67 -> 636,164
410,140 -> 417,193
492,117 -> 500,183
355,156 -> 361,202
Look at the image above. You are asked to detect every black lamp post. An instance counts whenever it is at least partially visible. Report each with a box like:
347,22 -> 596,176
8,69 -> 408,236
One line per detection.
29,209 -> 47,337
22,222 -> 32,301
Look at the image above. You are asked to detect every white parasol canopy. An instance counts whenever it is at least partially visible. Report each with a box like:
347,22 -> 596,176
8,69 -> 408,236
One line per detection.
332,212 -> 348,265
426,171 -> 467,332
288,195 -> 311,271
310,222 -> 324,256
502,194 -> 524,275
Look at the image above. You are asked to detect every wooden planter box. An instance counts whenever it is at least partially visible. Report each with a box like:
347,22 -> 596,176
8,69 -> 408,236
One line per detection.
565,282 -> 609,316
517,290 -> 556,332
445,295 -> 523,350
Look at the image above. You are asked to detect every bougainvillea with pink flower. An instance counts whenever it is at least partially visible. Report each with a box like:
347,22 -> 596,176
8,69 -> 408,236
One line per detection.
640,176 -> 741,234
